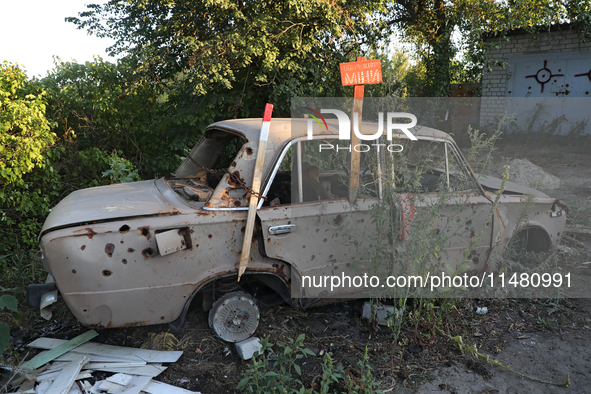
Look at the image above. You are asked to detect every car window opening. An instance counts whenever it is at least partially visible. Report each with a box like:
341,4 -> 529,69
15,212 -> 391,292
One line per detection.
169,129 -> 245,203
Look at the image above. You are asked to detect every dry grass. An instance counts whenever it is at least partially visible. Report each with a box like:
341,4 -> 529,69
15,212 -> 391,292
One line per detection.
140,332 -> 178,351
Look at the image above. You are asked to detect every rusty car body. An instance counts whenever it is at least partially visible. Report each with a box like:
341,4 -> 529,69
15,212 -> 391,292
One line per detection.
32,118 -> 567,341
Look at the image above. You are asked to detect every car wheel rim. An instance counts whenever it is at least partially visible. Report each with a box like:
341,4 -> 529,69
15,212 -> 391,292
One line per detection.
210,293 -> 260,342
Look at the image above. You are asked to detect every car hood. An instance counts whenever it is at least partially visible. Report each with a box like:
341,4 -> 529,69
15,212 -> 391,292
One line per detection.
474,173 -> 549,198
41,180 -> 180,235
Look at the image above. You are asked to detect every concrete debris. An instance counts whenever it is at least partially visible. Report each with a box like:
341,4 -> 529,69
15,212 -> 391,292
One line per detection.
362,302 -> 401,326
235,337 -> 262,360
507,159 -> 561,190
4,331 -> 200,394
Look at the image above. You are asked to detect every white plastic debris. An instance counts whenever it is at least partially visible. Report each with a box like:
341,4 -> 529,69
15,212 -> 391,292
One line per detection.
5,331 -> 201,394
476,307 -> 488,315
362,302 -> 401,326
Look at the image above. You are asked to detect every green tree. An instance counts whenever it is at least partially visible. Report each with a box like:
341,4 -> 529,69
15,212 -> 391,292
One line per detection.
67,0 -> 390,119
365,48 -> 416,98
0,61 -> 55,186
42,57 -> 159,177
0,62 -> 61,245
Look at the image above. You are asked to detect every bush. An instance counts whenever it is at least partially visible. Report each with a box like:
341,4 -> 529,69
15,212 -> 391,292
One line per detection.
239,334 -> 347,394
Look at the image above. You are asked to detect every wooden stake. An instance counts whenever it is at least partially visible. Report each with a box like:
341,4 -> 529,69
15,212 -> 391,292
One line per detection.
238,104 -> 273,281
349,56 -> 366,204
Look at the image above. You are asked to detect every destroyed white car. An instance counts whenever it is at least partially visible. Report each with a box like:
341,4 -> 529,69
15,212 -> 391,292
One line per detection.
29,118 -> 567,342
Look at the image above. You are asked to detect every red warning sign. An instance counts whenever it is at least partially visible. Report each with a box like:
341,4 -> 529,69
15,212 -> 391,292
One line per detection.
339,59 -> 382,86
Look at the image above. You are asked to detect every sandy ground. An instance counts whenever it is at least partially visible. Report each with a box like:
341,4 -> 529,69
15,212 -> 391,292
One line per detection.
416,299 -> 591,394
413,140 -> 591,394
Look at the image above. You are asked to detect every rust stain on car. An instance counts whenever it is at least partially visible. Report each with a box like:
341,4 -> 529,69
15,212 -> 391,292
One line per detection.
72,227 -> 97,239
138,226 -> 151,240
272,263 -> 285,276
227,170 -> 246,188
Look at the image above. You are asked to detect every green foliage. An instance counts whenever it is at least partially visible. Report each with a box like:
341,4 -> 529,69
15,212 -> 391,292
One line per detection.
102,153 -> 139,183
42,57 -> 164,177
67,0 -> 390,119
0,61 -> 55,185
0,143 -> 62,246
347,348 -> 382,394
0,278 -> 19,357
238,334 -> 340,394
0,60 -> 81,259
365,49 -> 415,98
318,353 -> 345,394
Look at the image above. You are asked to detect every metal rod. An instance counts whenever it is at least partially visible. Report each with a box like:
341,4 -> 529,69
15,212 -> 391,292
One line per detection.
297,141 -> 303,203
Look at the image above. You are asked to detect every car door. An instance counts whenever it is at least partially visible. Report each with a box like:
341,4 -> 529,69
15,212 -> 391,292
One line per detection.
257,137 -> 380,299
391,139 -> 497,276
257,136 -> 499,300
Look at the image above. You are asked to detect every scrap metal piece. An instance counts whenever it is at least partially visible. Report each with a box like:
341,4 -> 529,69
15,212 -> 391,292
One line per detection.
20,330 -> 98,371
155,229 -> 187,256
40,290 -> 58,321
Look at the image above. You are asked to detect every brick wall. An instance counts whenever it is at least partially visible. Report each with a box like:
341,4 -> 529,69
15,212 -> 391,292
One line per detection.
480,28 -> 591,129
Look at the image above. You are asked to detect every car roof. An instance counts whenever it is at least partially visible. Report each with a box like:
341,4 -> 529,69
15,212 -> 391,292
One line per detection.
207,118 -> 455,147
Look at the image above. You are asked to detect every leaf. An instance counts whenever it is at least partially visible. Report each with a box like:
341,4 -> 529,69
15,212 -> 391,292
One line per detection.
294,363 -> 301,375
0,294 -> 18,312
264,371 -> 279,377
0,322 -> 10,353
237,377 -> 250,388
303,348 -> 316,356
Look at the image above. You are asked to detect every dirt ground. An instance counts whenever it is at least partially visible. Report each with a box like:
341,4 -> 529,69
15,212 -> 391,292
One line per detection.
5,139 -> 591,394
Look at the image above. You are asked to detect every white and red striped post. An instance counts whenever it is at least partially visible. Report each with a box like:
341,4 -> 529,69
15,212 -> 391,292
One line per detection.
238,104 -> 273,281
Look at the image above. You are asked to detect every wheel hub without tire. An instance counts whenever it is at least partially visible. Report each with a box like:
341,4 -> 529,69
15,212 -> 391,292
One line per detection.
208,291 -> 260,342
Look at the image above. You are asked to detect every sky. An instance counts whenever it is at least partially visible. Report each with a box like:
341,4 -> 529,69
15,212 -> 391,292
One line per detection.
0,0 -> 116,78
